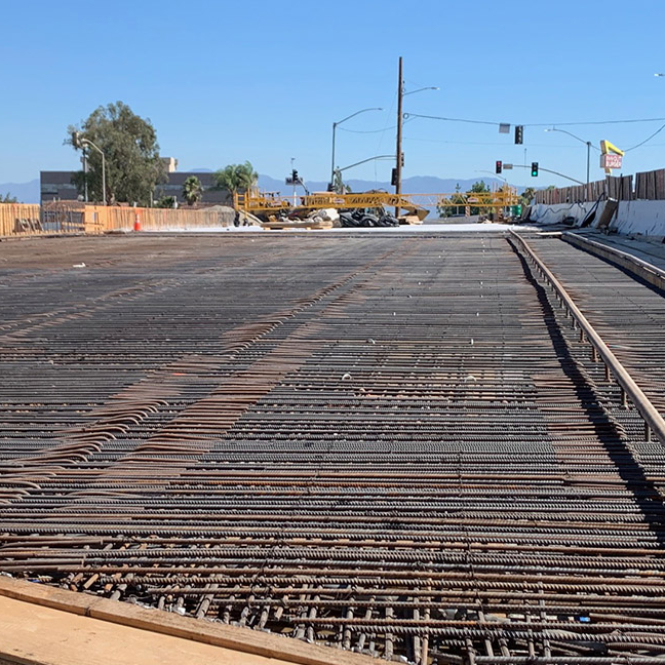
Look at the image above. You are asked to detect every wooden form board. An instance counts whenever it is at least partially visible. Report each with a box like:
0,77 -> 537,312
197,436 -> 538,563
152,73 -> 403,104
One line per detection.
0,594 -> 280,665
0,577 -> 376,665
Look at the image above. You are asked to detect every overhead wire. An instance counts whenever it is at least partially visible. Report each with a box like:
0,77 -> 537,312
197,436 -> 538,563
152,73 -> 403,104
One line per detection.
404,113 -> 665,127
347,113 -> 665,153
624,122 -> 665,151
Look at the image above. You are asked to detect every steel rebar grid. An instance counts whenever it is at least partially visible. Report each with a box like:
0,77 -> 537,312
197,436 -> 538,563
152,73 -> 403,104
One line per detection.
1,233 -> 665,663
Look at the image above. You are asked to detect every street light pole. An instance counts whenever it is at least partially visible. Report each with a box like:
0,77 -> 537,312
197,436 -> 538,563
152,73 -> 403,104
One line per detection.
586,140 -> 591,196
330,107 -> 382,192
331,123 -> 337,190
81,138 -> 107,205
544,128 -> 594,200
82,149 -> 89,203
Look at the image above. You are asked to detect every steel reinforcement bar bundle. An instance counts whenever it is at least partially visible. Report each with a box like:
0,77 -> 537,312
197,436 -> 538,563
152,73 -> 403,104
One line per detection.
1,232 -> 665,664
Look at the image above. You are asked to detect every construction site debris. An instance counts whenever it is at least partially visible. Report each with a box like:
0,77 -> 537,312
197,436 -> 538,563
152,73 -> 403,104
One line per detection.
339,210 -> 399,228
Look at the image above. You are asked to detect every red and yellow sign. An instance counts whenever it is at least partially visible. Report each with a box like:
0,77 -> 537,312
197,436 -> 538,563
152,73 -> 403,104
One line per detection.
600,140 -> 624,174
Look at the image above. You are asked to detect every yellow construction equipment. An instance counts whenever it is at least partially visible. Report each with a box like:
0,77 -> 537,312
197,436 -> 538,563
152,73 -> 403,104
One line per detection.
234,187 -> 518,223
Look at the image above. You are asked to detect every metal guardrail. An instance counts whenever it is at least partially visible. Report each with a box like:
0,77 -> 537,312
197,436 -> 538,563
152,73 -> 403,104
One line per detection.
510,229 -> 665,446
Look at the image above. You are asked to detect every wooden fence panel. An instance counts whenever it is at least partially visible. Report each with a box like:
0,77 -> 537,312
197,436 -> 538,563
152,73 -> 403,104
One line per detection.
83,206 -> 236,233
2,203 -> 238,237
657,169 -> 665,199
635,169 -> 665,200
534,175 -> 637,206
0,204 -> 42,236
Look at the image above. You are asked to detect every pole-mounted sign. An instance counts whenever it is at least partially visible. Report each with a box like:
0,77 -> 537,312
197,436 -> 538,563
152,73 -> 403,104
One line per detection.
599,140 -> 624,174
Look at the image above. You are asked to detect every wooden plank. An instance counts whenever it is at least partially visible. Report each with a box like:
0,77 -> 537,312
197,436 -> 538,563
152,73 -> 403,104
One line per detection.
0,577 -> 375,665
0,203 -> 41,236
656,168 -> 665,200
0,594 -> 281,665
648,170 -> 657,200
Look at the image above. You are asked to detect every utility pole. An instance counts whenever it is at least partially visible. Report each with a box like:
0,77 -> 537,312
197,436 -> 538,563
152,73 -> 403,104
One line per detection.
395,56 -> 403,217
586,141 -> 591,200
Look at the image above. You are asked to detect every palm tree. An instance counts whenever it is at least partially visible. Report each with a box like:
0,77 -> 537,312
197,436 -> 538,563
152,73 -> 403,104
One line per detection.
213,161 -> 258,195
182,176 -> 203,206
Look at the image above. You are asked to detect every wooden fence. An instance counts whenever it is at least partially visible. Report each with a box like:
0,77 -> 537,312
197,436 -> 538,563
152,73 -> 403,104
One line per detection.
83,206 -> 235,233
534,167 -> 665,205
0,203 -> 42,235
1,204 -> 236,237
535,176 -> 634,205
635,169 -> 665,200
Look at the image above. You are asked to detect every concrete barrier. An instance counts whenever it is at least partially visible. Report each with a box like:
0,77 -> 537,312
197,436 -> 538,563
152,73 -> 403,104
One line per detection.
609,200 -> 665,238
528,202 -> 604,227
530,200 -> 665,241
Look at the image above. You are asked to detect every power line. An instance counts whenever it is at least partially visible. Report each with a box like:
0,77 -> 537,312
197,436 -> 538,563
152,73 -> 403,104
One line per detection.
624,122 -> 665,151
338,124 -> 399,134
404,113 -> 665,127
339,114 -> 665,152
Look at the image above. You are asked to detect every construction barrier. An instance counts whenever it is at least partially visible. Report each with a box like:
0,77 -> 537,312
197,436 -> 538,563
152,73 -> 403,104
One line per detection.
0,203 -> 42,236
1,204 -> 236,238
534,176 -> 634,205
82,206 -> 235,233
535,169 -> 665,205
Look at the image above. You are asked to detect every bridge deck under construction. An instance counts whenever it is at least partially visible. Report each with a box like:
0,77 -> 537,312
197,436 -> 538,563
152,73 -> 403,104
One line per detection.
1,231 -> 665,664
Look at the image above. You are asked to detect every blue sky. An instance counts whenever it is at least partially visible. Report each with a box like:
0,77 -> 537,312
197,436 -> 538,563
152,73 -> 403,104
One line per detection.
2,0 -> 665,189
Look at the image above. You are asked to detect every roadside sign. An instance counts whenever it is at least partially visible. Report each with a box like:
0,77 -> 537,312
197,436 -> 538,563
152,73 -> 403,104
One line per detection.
600,140 -> 624,174
502,163 -> 513,170
601,154 -> 623,169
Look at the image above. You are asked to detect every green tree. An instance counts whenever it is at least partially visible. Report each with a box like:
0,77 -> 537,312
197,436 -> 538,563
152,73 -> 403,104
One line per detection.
1,193 -> 18,203
156,196 -> 177,209
182,176 -> 203,206
67,101 -> 165,205
519,186 -> 536,207
213,161 -> 258,196
467,180 -> 491,216
437,183 -> 465,217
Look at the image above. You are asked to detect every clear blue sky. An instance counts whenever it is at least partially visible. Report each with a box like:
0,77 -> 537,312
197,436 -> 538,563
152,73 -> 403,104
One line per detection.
2,0 -> 665,189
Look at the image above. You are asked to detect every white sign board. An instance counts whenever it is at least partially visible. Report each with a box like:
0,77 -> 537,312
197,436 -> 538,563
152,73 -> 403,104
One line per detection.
600,154 -> 623,169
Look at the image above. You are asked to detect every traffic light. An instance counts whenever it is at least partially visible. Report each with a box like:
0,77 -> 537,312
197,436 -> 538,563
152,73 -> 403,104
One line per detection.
391,168 -> 398,186
531,162 -> 539,177
292,169 -> 299,182
495,160 -> 502,174
515,125 -> 524,145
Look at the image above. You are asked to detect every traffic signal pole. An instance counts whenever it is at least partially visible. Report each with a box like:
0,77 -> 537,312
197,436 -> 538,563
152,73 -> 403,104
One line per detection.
508,164 -> 585,186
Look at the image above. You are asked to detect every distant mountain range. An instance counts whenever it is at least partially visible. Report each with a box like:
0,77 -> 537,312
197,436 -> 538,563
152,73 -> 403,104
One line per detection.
0,179 -> 40,203
257,174 -> 517,198
1,174 -> 520,205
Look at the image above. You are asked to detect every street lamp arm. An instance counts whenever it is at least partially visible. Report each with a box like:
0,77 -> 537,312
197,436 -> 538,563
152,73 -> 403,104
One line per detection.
403,86 -> 439,96
545,127 -> 598,150
331,107 -> 383,191
80,137 -> 102,155
337,155 -> 395,173
334,107 -> 383,128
